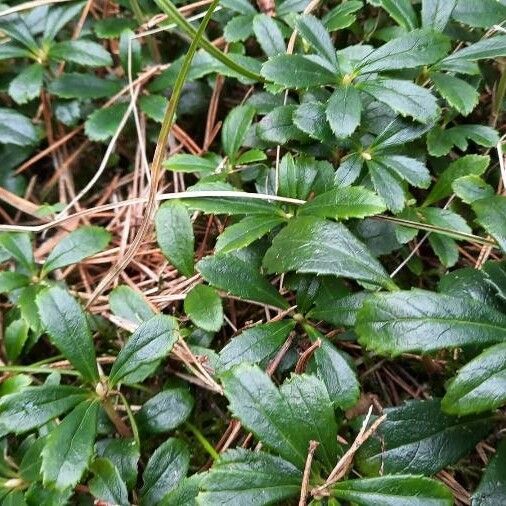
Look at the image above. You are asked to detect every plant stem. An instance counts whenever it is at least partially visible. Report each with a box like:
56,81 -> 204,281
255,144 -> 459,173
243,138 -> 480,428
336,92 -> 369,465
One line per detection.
118,391 -> 141,448
154,0 -> 263,82
185,421 -> 219,460
102,398 -> 132,438
0,365 -> 80,376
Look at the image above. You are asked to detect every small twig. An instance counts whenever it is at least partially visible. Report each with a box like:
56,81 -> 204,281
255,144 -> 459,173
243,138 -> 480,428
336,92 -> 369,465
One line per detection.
299,440 -> 319,506
295,339 -> 321,374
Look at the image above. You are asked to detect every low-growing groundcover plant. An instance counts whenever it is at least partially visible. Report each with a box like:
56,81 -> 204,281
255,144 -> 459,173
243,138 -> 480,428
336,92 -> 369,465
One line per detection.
0,0 -> 506,504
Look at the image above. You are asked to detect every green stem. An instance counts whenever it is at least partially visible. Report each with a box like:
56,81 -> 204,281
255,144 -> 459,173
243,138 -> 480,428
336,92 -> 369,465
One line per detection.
153,0 -> 263,82
185,422 -> 219,460
130,0 -> 159,62
117,391 -> 141,448
0,365 -> 80,376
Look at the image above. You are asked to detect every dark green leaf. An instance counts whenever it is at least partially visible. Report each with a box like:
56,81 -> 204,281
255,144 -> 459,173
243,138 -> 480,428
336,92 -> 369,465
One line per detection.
331,475 -> 453,505
0,233 -> 34,272
261,54 -> 337,88
473,195 -> 506,252
0,385 -> 88,436
197,254 -> 288,309
300,186 -> 386,220
451,0 -> 506,28
473,439 -> 506,505
356,399 -> 492,476
8,63 -> 44,105
42,226 -> 110,274
136,388 -> 194,434
0,271 -> 30,293
163,154 -> 218,174
0,109 -> 37,146
198,449 -> 302,505
431,72 -> 479,116
323,1 -> 362,31
85,103 -> 130,141
49,39 -> 112,67
109,314 -> 179,386
140,94 -> 167,123
326,85 -> 361,138
253,14 -> 285,57
263,216 -> 396,290
356,289 -> 506,355
141,438 -> 190,506
109,285 -> 156,324
221,364 -> 340,469
222,105 -> 255,159
89,458 -> 129,506
359,29 -> 450,73
219,320 -> 296,371
452,175 -> 494,204
95,438 -> 139,489
184,284 -> 223,332
5,318 -> 29,361
376,0 -> 418,30
257,105 -> 308,144
442,342 -> 506,415
41,400 -> 99,490
296,14 -> 337,67
49,73 -> 121,99
424,154 -> 489,206
155,201 -> 195,277
293,101 -> 334,142
421,0 -> 457,30
37,286 -> 99,382
215,215 -> 285,254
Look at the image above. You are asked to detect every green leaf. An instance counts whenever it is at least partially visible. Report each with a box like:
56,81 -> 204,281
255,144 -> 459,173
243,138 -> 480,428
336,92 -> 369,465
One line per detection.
424,154 -> 489,206
155,201 -> 195,277
94,18 -> 137,38
197,254 -> 288,309
224,15 -> 254,42
427,124 -> 499,157
89,458 -> 129,506
161,475 -> 202,506
296,14 -> 337,67
0,385 -> 88,436
257,105 -> 308,144
374,154 -> 431,188
8,63 -> 44,105
0,43 -> 31,61
42,226 -> 110,275
215,215 -> 285,254
366,159 -> 406,213
140,94 -> 168,123
421,0 -> 457,31
109,314 -> 179,387
360,79 -> 438,123
222,104 -> 255,159
20,436 -> 46,482
431,72 -> 479,116
359,29 -> 450,73
300,186 -> 386,220
0,14 -> 38,51
95,438 -> 139,489
263,216 -> 396,290
221,364 -> 340,469
308,291 -> 368,327
451,0 -> 506,28
293,101 -> 334,142
0,271 -> 30,293
442,342 -> 506,415
261,54 -> 337,88
253,14 -> 285,57
85,103 -> 130,142
0,232 -> 34,272
356,289 -> 506,355
49,39 -> 112,67
323,1 -> 362,31
37,286 -> 99,382
473,439 -> 506,506
42,2 -> 86,42
109,285 -> 155,324
5,318 -> 29,361
219,320 -> 296,371
326,85 -> 361,138
136,387 -> 194,434
42,400 -> 99,490
198,449 -> 302,505
49,73 -> 121,99
441,35 -> 506,68
306,328 -> 360,410
184,284 -> 223,332
473,195 -> 506,252
140,438 -> 190,506
376,0 -> 418,30
356,399 -> 492,476
331,475 -> 453,505
163,154 -> 218,174
0,109 -> 37,146
452,175 -> 494,204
